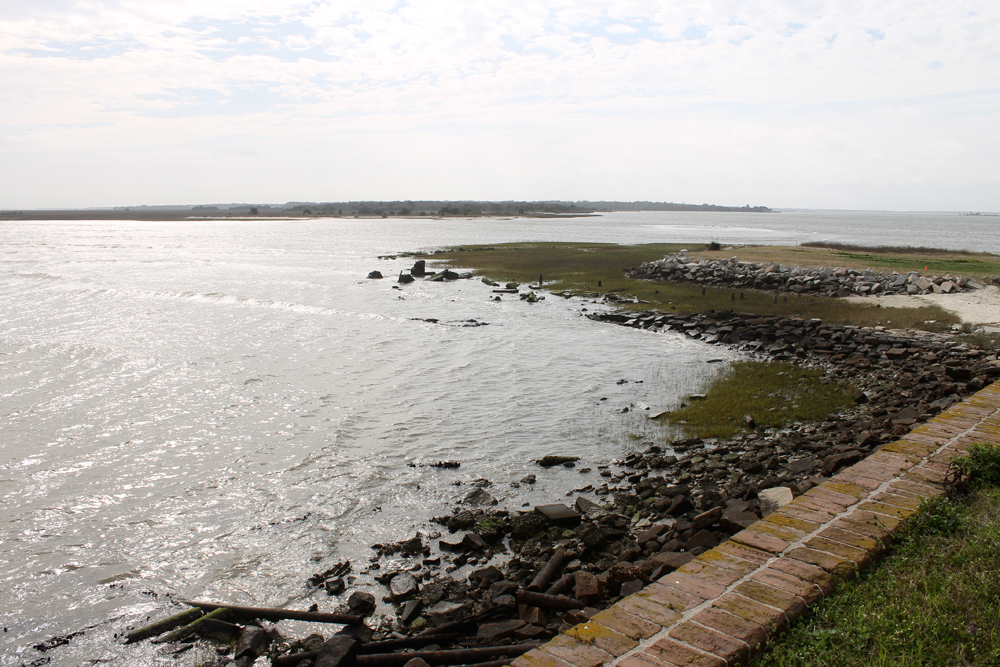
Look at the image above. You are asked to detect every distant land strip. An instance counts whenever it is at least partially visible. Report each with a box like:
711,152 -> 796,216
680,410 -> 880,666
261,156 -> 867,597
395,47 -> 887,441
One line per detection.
0,201 -> 771,221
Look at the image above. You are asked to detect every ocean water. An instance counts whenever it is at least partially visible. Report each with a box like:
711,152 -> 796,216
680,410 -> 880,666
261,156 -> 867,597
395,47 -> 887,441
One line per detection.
0,210 -> 994,665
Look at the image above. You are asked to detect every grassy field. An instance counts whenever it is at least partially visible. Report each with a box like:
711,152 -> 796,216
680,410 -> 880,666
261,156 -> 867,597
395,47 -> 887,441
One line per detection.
424,243 -> 962,331
658,360 -> 854,439
756,487 -> 1000,666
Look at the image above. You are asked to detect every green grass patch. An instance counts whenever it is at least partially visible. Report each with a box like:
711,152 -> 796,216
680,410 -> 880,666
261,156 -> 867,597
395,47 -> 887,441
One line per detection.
656,360 -> 854,439
755,488 -> 1000,666
423,243 -> 961,332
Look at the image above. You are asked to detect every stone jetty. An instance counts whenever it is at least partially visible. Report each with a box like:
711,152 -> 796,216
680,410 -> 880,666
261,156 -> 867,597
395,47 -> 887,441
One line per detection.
627,251 -> 984,297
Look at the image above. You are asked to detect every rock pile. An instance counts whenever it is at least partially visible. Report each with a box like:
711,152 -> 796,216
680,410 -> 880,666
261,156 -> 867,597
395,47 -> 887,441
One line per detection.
627,251 -> 985,296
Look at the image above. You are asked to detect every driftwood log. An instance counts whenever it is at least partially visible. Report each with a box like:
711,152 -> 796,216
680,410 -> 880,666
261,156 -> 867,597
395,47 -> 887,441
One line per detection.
180,600 -> 361,625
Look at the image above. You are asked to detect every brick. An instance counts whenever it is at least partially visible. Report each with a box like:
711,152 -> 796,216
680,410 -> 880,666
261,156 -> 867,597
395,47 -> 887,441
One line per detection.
830,470 -> 883,491
590,607 -> 660,640
734,580 -> 808,617
744,519 -> 804,543
879,486 -> 920,499
617,594 -> 682,628
730,528 -> 789,555
691,607 -> 768,655
777,505 -> 835,525
669,620 -> 749,664
871,492 -> 922,510
713,541 -> 772,564
658,571 -> 727,601
804,485 -> 860,508
922,461 -> 951,474
565,621 -> 638,657
786,547 -> 856,579
768,558 -> 837,595
889,479 -> 944,498
786,495 -> 845,516
820,481 -> 868,499
538,635 -> 613,667
856,501 -> 918,520
762,511 -> 821,534
638,582 -> 703,612
617,652 -> 675,667
694,549 -> 761,577
901,470 -> 946,486
643,638 -> 726,667
511,648 -> 576,667
713,592 -> 788,635
749,568 -> 822,604
804,536 -> 873,568
676,561 -> 742,588
818,526 -> 884,555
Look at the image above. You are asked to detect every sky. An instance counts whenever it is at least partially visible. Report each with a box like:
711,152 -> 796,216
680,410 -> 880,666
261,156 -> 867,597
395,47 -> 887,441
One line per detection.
1,1 -> 998,211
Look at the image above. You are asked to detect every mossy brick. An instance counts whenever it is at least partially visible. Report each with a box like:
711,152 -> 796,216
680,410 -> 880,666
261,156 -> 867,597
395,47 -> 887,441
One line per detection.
879,486 -> 921,499
881,440 -> 936,457
677,560 -> 743,588
748,568 -> 822,604
830,470 -> 885,491
616,652 -> 674,667
803,536 -> 871,568
713,592 -> 788,635
644,637 -> 727,667
776,505 -> 835,526
744,519 -> 804,543
803,486 -> 860,508
538,635 -> 613,667
733,580 -> 807,618
922,461 -> 951,474
868,450 -> 922,466
768,558 -> 837,595
617,594 -> 683,628
638,582 -> 703,612
857,501 -> 918,520
511,648 -> 575,667
730,528 -> 789,555
818,526 -> 884,554
901,470 -> 945,487
871,492 -> 922,510
713,540 -> 772,564
819,481 -> 868,499
785,495 -> 845,516
590,607 -> 660,641
694,548 -> 761,577
565,621 -> 638,657
762,512 -> 820,534
668,621 -> 749,665
658,570 -> 727,601
847,510 -> 903,533
691,607 -> 768,655
786,547 -> 857,579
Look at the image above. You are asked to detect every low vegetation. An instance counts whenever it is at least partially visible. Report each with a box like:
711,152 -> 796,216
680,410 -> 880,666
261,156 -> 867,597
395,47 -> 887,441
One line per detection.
657,361 -> 855,439
756,446 -> 1000,666
424,242 -> 962,331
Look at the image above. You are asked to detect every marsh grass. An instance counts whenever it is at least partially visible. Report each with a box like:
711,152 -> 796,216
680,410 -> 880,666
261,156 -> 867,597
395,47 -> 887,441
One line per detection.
755,488 -> 1000,667
655,360 -> 854,439
424,243 -> 961,331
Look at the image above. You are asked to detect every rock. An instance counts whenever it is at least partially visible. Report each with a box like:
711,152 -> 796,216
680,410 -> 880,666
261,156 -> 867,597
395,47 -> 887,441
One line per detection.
650,551 -> 695,571
537,455 -> 580,467
367,270 -> 383,279
683,530 -> 718,551
235,626 -> 270,661
720,509 -> 758,533
404,659 -> 431,667
822,451 -> 864,476
534,504 -> 582,527
399,599 -> 424,625
398,272 -> 414,284
315,636 -> 359,667
620,580 -> 645,597
852,389 -> 869,404
442,269 -> 460,280
462,488 -> 498,506
691,507 -> 722,530
411,260 -> 427,277
390,572 -> 419,599
324,577 -> 346,595
636,524 -> 670,544
196,619 -> 241,643
510,512 -> 548,538
574,497 -> 601,514
758,487 -> 794,517
574,571 -> 601,602
469,565 -> 502,587
462,532 -> 488,551
347,591 -> 376,616
477,620 -> 526,640
744,414 -> 756,429
521,474 -> 537,484
424,601 -> 471,620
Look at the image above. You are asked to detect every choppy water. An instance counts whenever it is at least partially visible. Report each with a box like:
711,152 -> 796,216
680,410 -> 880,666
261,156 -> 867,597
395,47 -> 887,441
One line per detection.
1,210 -> 994,665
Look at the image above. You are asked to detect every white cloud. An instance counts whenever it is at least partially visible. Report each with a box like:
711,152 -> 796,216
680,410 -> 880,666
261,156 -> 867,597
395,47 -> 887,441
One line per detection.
0,0 -> 998,209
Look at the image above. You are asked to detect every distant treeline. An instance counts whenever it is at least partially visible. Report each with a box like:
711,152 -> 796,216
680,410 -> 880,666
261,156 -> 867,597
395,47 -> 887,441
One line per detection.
1,200 -> 771,220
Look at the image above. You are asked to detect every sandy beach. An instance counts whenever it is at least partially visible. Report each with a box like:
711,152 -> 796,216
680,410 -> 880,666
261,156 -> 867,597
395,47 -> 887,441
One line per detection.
846,284 -> 1000,330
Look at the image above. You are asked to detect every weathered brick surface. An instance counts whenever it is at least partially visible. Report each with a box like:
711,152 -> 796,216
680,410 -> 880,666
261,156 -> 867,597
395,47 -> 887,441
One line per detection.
540,635 -> 614,667
565,621 -> 638,656
668,621 -> 749,665
691,607 -> 768,654
520,384 -> 1000,667
590,607 -> 661,641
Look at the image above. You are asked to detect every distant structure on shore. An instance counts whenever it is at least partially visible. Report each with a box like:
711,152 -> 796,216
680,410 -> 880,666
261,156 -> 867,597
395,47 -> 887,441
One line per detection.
0,200 -> 772,220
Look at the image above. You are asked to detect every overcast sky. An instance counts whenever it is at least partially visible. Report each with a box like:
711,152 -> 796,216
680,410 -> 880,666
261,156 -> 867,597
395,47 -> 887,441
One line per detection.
1,1 -> 998,210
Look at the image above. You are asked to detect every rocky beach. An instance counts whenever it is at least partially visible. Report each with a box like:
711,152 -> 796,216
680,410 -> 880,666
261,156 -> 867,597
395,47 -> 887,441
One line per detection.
112,250 -> 1000,667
